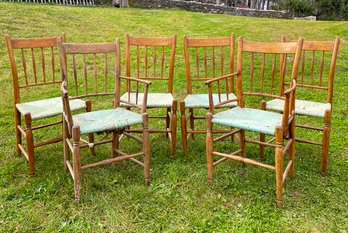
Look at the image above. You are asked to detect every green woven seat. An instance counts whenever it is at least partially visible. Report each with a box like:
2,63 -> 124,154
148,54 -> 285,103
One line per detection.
266,99 -> 331,118
184,93 -> 237,108
212,106 -> 283,135
16,97 -> 86,121
72,108 -> 143,135
120,92 -> 174,108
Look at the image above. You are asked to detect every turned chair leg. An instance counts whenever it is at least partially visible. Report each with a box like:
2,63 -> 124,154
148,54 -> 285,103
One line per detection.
166,107 -> 170,139
189,108 -> 194,140
142,113 -> 150,186
85,100 -> 95,155
321,109 -> 331,176
275,126 -> 284,208
180,101 -> 188,156
259,100 -> 266,160
289,119 -> 296,177
62,118 -> 70,170
24,113 -> 35,176
112,131 -> 119,158
72,126 -> 81,203
170,100 -> 177,158
206,113 -> 213,184
15,108 -> 22,155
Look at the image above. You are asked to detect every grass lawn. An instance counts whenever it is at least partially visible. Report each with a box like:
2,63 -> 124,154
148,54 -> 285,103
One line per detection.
1,2 -> 348,232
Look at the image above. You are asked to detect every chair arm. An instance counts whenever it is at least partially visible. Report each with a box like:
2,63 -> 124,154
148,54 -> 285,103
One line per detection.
61,81 -> 68,96
284,79 -> 296,96
204,72 -> 239,86
119,76 -> 152,86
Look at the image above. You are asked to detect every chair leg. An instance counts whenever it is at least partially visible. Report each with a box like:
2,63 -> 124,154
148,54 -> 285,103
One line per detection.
112,131 -> 119,158
86,100 -> 95,155
259,100 -> 266,160
72,126 -> 81,203
321,109 -> 331,176
275,126 -> 284,208
189,108 -> 194,140
24,113 -> 35,176
142,113 -> 150,186
166,107 -> 170,139
206,113 -> 213,184
259,133 -> 265,160
62,118 -> 70,170
239,129 -> 246,159
289,119 -> 296,177
170,100 -> 177,158
180,101 -> 188,156
15,108 -> 22,155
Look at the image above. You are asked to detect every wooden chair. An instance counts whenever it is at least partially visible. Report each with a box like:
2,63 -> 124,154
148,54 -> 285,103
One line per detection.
205,37 -> 303,207
58,38 -> 151,203
265,37 -> 340,175
121,34 -> 177,157
181,34 -> 237,155
5,34 -> 88,175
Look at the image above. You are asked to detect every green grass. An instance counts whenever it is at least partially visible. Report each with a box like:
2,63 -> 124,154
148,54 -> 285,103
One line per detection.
1,2 -> 348,232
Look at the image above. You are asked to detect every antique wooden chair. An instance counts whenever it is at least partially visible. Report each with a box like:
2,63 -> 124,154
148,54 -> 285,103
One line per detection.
58,38 -> 151,202
5,34 -> 88,175
205,37 -> 303,207
180,34 -> 237,155
265,37 -> 340,175
120,34 -> 177,157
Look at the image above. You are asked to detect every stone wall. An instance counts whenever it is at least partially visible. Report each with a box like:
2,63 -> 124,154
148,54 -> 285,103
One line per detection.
127,0 -> 291,19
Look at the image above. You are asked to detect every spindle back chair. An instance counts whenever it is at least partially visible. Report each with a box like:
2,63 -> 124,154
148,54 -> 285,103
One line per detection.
180,34 -> 236,155
206,37 -> 303,207
121,34 -> 177,157
59,38 -> 151,202
5,34 -> 87,175
266,37 -> 340,175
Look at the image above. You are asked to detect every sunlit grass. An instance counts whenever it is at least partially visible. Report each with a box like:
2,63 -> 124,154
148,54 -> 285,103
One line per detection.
0,2 -> 347,231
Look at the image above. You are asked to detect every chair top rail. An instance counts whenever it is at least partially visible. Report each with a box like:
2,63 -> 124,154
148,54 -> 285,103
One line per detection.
62,42 -> 118,54
7,35 -> 63,49
126,35 -> 176,46
242,41 -> 299,54
185,36 -> 233,47
283,37 -> 339,51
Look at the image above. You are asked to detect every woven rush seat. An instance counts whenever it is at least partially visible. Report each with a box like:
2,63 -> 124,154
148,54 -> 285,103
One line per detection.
120,92 -> 174,108
72,108 -> 143,135
266,99 -> 331,118
212,106 -> 283,135
184,93 -> 237,108
16,97 -> 86,120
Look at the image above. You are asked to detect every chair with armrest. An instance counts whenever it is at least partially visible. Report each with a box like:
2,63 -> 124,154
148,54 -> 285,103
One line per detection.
205,37 -> 303,207
120,34 -> 177,158
58,38 -> 151,202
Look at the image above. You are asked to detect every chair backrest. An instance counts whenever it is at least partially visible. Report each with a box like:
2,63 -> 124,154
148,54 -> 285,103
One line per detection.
125,34 -> 176,93
184,34 -> 235,94
58,39 -> 123,134
236,37 -> 303,134
58,39 -> 121,100
6,34 -> 66,104
282,36 -> 340,104
236,37 -> 303,102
